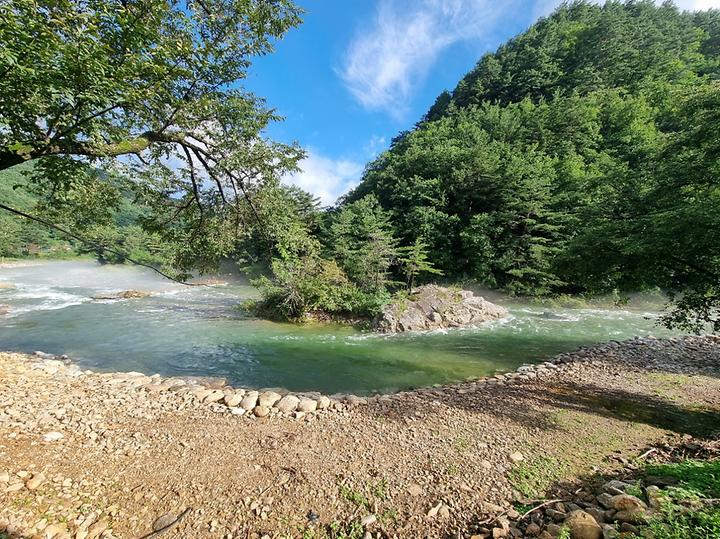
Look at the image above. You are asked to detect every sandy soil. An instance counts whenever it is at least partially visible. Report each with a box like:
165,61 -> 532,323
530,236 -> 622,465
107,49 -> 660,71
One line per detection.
0,336 -> 718,539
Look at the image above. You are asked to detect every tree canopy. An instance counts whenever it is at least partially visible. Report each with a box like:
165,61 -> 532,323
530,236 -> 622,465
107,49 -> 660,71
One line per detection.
0,0 -> 303,274
346,0 -> 720,330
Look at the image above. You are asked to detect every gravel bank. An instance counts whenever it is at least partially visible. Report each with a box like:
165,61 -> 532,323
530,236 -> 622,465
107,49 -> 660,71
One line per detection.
0,336 -> 718,538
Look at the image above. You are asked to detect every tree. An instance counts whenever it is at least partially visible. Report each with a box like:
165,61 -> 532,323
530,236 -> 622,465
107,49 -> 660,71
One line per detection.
0,0 -> 304,275
327,195 -> 398,294
398,238 -> 442,291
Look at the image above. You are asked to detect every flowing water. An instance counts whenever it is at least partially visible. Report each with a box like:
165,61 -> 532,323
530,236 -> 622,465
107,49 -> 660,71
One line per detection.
0,261 -> 682,394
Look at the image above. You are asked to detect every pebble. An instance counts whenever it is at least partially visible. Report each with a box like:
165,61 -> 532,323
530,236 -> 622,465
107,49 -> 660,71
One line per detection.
509,452 -> 524,463
26,473 -> 45,490
297,398 -> 317,413
43,431 -> 64,442
275,395 -> 300,413
360,514 -> 376,527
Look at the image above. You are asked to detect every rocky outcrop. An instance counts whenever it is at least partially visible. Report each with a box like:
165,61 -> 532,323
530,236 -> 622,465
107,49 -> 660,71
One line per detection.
91,290 -> 151,300
374,285 -> 508,332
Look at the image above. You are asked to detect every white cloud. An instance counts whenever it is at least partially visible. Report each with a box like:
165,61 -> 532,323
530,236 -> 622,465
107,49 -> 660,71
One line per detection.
285,150 -> 364,206
343,0 -> 720,117
340,0 -> 513,117
364,134 -> 387,157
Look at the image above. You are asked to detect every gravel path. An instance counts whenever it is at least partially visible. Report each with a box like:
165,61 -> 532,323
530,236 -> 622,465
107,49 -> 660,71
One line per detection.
0,336 -> 718,539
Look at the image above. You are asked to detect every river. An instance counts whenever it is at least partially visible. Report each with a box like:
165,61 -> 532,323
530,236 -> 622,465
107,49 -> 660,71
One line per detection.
0,260 -> 681,394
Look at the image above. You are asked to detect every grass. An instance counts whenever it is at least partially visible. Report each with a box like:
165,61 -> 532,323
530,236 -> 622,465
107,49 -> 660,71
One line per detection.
508,455 -> 567,499
629,460 -> 720,539
300,521 -> 365,539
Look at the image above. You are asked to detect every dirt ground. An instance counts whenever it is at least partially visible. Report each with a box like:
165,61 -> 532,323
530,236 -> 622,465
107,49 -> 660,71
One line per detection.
1,336 -> 718,539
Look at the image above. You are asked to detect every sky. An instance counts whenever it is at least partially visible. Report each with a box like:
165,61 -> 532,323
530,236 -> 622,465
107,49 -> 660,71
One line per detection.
244,0 -> 720,205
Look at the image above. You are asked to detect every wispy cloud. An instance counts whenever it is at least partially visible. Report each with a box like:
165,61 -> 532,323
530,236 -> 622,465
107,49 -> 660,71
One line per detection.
342,0 -> 720,117
285,150 -> 364,206
340,0 -> 513,117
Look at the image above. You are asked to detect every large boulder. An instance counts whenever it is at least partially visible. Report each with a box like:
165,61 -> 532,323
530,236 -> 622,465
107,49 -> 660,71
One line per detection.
373,285 -> 507,333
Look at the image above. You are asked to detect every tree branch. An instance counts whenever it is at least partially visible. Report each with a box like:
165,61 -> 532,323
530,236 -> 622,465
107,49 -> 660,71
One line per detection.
0,202 -> 200,286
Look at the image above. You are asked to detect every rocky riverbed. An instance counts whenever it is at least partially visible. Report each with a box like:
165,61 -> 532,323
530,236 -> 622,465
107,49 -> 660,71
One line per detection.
0,336 -> 718,538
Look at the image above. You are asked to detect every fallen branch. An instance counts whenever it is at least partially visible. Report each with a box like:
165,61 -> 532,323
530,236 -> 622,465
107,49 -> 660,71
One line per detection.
137,507 -> 191,539
520,499 -> 566,521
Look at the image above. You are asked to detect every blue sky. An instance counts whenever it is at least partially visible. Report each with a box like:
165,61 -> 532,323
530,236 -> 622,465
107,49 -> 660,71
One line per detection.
245,0 -> 718,205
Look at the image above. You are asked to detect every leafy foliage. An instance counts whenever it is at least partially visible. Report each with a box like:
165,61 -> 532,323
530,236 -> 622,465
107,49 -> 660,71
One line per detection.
345,0 -> 720,329
0,0 -> 304,275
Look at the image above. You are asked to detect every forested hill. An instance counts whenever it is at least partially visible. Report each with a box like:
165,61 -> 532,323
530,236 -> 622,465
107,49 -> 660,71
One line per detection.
346,0 -> 720,314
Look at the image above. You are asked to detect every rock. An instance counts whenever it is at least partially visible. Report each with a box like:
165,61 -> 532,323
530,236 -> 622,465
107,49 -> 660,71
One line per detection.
26,473 -> 45,490
152,513 -> 176,532
86,519 -> 108,539
253,405 -> 270,417
316,396 -> 331,409
438,505 -> 451,519
92,290 -> 150,300
0,471 -> 9,483
240,392 -> 259,411
43,431 -> 64,442
203,390 -> 224,403
407,483 -> 423,496
297,398 -> 317,413
258,391 -> 282,408
427,502 -> 442,518
275,395 -> 300,413
596,493 -> 614,509
602,481 -> 629,495
373,285 -> 508,332
224,393 -> 243,408
610,494 -> 646,512
509,452 -> 524,463
525,522 -> 542,536
619,522 -> 638,534
645,485 -> 665,510
360,514 -> 376,527
564,510 -> 603,539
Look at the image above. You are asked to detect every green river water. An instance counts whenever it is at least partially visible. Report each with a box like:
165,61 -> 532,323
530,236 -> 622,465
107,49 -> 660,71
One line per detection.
0,261 -> 681,394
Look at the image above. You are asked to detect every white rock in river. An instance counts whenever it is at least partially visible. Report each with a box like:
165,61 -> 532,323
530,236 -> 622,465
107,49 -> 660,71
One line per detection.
275,395 -> 300,413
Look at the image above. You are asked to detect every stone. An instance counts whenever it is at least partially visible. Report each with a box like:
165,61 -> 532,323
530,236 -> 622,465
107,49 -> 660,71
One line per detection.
224,393 -> 243,408
86,519 -> 108,539
564,510 -> 603,539
275,395 -> 300,413
240,392 -> 259,411
407,483 -> 423,496
360,514 -> 376,527
26,473 -> 45,490
152,514 -> 177,532
509,452 -> 524,463
316,396 -> 331,409
297,398 -> 318,413
0,471 -> 9,483
610,494 -> 647,522
253,405 -> 270,417
525,523 -> 542,536
596,493 -> 613,509
601,524 -> 619,539
258,391 -> 282,408
203,390 -> 224,403
645,485 -> 665,510
427,503 -> 442,518
373,285 -> 508,332
43,431 -> 64,442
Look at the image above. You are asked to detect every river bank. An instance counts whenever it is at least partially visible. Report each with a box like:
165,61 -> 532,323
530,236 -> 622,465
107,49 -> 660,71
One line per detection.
0,336 -> 718,538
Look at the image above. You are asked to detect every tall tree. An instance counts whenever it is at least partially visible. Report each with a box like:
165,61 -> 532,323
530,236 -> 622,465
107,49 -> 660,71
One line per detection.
0,0 -> 303,274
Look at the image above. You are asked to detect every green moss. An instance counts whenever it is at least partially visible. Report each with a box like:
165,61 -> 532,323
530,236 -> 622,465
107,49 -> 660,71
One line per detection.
508,455 -> 567,499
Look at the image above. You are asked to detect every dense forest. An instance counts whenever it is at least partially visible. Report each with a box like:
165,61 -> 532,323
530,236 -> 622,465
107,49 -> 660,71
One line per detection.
329,0 -> 719,329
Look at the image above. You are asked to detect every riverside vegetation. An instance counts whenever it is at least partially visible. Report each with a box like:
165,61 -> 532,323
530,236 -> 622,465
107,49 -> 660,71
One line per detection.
1,1 -> 719,331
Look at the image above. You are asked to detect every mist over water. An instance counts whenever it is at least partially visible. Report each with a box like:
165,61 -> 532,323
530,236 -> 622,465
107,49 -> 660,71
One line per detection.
0,261 -> 682,394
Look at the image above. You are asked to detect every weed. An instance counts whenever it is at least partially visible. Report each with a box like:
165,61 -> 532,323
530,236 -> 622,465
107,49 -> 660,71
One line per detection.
557,525 -> 571,539
370,478 -> 388,500
508,455 -> 566,499
340,484 -> 370,510
645,460 -> 720,499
